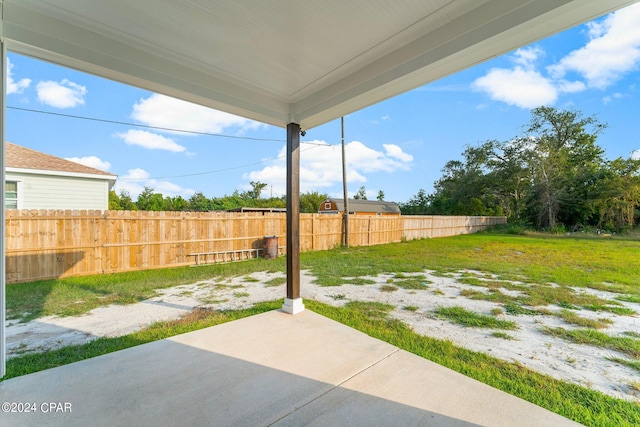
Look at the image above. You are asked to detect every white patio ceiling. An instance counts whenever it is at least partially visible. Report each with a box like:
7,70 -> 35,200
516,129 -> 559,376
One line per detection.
2,0 -> 637,130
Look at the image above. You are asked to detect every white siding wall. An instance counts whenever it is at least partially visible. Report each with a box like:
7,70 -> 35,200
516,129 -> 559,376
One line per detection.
6,172 -> 110,210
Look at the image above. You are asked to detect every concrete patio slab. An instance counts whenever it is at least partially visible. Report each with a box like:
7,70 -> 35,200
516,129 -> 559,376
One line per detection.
0,309 -> 580,426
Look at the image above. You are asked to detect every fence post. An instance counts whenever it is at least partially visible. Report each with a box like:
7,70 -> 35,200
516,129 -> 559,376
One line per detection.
311,214 -> 315,251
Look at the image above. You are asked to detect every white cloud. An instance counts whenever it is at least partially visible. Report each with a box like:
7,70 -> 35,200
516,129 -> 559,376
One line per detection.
131,93 -> 263,134
6,57 -> 31,95
547,3 -> 640,89
36,79 -> 87,108
631,149 -> 640,160
122,168 -> 149,180
384,144 -> 413,162
65,156 -> 112,172
472,4 -> 640,109
115,129 -> 186,153
512,46 -> 544,69
472,66 -> 558,108
114,168 -> 194,198
586,19 -> 607,39
602,92 -> 626,105
555,80 -> 586,94
471,46 -> 560,108
244,140 -> 413,196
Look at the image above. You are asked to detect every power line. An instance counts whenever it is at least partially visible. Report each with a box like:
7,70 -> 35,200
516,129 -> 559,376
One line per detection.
9,105 -> 332,147
119,143 -> 328,181
8,105 -> 285,142
9,104 -> 335,181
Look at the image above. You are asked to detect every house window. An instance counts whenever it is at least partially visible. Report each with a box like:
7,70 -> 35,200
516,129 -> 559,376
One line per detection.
5,181 -> 18,209
324,203 -> 332,210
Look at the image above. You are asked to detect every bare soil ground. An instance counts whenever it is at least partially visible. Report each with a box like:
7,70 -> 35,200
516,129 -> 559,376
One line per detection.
7,270 -> 640,402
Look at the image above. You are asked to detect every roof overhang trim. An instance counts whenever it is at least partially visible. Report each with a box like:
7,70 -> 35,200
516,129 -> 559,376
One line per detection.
6,167 -> 118,182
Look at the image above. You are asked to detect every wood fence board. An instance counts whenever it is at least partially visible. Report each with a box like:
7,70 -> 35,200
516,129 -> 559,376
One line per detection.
4,210 -> 505,283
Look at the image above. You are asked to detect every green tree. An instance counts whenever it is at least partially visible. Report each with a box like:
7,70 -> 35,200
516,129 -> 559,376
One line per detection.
163,195 -> 188,211
136,187 -> 153,210
109,190 -> 138,210
520,107 -> 605,229
421,107 -> 616,229
248,181 -> 268,199
426,144 -> 499,216
591,158 -> 640,229
300,191 -> 328,213
136,187 -> 164,211
211,193 -> 242,211
353,186 -> 367,200
376,190 -> 385,201
108,190 -> 120,210
399,189 -> 429,215
118,191 -> 137,210
188,192 -> 212,211
259,196 -> 286,209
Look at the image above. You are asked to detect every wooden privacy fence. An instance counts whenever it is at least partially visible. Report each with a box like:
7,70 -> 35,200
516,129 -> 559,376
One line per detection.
402,215 -> 506,239
4,210 -> 505,283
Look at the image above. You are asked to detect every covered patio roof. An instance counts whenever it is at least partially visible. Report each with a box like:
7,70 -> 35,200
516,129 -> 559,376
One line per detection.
1,0 -> 638,377
2,0 -> 636,130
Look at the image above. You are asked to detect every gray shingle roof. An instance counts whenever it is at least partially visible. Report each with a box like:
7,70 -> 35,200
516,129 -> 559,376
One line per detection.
326,198 -> 400,214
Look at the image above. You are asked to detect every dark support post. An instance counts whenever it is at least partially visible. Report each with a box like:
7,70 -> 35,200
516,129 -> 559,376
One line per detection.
282,122 -> 304,314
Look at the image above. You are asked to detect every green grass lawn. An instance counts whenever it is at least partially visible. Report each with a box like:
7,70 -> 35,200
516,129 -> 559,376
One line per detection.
5,231 -> 640,426
9,231 -> 640,322
433,306 -> 518,330
7,257 -> 286,322
303,232 -> 640,292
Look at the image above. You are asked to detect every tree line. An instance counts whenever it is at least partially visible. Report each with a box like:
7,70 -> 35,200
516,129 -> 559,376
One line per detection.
109,181 -> 329,214
111,107 -> 639,231
400,107 -> 640,232
109,181 -> 386,214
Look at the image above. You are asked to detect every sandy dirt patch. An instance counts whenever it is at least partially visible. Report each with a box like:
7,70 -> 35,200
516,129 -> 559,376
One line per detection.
6,269 -> 640,402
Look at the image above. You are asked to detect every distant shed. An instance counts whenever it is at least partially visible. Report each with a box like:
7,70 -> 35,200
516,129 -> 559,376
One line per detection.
319,198 -> 400,216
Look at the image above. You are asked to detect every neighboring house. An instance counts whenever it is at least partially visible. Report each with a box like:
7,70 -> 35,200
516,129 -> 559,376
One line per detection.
318,198 -> 401,216
5,142 -> 117,210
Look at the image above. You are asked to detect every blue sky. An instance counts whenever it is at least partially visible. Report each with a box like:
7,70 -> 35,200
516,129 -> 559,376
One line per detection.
5,3 -> 640,204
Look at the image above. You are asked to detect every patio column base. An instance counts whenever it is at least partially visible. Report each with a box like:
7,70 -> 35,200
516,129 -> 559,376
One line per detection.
282,297 -> 305,314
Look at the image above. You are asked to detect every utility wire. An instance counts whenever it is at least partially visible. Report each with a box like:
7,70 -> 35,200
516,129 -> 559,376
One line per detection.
119,143 -> 327,181
8,105 -> 332,147
9,104 -> 335,181
8,105 -> 284,142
